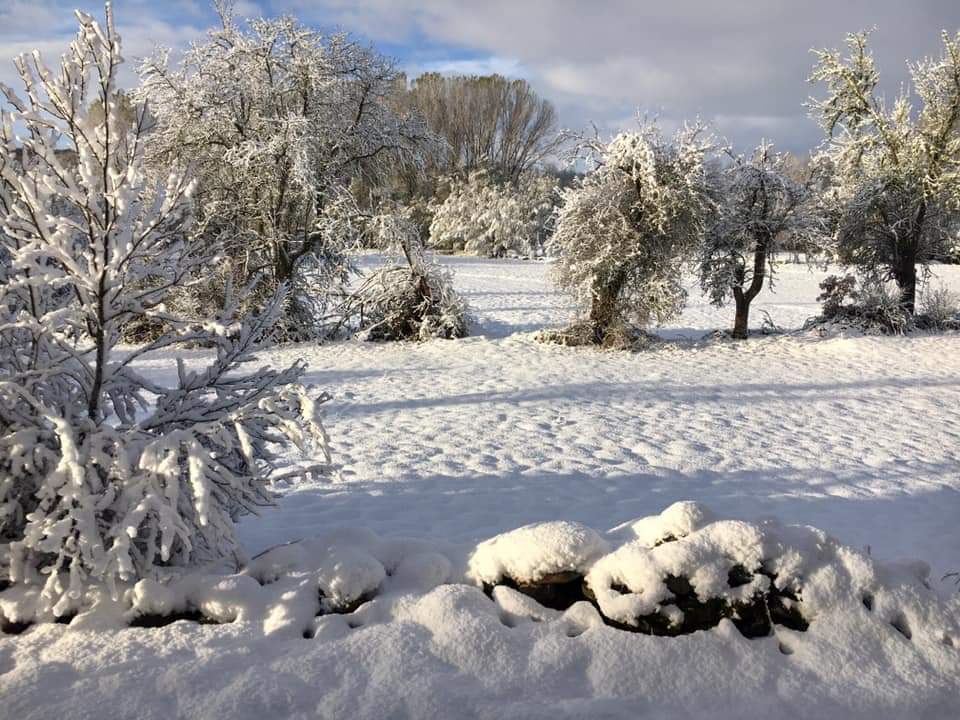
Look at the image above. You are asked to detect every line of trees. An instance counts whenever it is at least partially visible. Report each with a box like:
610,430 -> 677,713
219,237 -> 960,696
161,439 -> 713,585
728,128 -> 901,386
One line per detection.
544,29 -> 960,344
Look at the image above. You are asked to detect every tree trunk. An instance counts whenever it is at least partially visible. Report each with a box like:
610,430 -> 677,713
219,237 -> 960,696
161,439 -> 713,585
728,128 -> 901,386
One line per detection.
732,288 -> 750,340
893,202 -> 926,316
893,238 -> 918,315
589,271 -> 627,343
730,236 -> 769,340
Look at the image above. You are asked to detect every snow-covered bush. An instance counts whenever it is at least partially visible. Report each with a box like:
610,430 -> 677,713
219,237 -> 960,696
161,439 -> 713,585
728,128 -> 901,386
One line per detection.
919,285 -> 960,330
810,273 -> 960,335
353,212 -> 468,341
699,143 -> 825,338
429,169 -> 558,257
810,30 -> 960,314
544,122 -> 714,346
137,3 -> 428,337
808,275 -> 911,334
816,273 -> 860,318
0,7 -> 329,613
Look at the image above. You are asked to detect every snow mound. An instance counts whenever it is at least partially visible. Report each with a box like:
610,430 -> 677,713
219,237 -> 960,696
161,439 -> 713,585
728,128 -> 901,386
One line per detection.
610,500 -> 715,546
467,520 -> 610,586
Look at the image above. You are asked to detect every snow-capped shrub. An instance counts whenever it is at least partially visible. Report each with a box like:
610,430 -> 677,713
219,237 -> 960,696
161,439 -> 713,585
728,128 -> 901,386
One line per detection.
355,264 -> 468,341
0,7 -> 329,613
920,285 -> 960,329
544,122 -> 714,346
468,521 -> 609,587
429,169 -> 558,257
354,212 -> 468,341
816,273 -> 860,318
808,275 -> 912,334
812,274 -> 960,334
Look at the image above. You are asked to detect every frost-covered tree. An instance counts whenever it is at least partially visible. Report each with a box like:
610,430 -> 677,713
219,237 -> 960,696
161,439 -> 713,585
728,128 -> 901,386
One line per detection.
429,169 -> 558,257
137,2 -> 429,336
547,122 -> 714,344
699,143 -> 826,338
0,6 -> 328,613
810,30 -> 960,314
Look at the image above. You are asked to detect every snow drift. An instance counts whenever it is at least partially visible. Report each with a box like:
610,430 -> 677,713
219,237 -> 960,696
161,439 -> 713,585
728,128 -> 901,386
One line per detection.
2,502 -> 958,719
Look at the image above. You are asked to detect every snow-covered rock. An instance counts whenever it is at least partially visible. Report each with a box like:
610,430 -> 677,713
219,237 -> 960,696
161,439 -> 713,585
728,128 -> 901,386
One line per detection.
467,520 -> 610,586
2,505 -> 959,719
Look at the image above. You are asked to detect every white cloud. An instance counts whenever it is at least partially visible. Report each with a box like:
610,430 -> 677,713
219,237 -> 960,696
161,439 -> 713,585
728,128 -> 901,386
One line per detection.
271,0 -> 960,152
3,0 -> 958,152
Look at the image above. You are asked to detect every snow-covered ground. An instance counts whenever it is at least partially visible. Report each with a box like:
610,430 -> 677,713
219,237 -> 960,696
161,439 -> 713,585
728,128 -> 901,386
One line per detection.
4,256 -> 960,719
246,257 -> 960,582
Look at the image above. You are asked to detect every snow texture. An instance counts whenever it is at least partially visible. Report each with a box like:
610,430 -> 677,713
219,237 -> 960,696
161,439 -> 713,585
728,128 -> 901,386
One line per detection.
3,257 -> 960,719
2,502 -> 959,720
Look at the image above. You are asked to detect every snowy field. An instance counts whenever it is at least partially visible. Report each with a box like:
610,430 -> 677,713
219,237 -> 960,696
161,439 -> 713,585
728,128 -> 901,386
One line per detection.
244,256 -> 960,581
4,256 -> 960,720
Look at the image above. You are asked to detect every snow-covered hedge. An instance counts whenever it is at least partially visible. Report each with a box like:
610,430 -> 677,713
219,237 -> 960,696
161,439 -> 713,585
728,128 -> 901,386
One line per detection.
3,501 -> 958,717
806,274 -> 960,335
2,500 -> 957,720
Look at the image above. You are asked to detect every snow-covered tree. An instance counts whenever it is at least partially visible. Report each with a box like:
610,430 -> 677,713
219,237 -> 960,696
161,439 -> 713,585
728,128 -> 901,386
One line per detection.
547,122 -> 714,344
353,209 -> 467,340
699,143 -> 826,338
0,6 -> 328,613
137,2 -> 429,337
810,30 -> 960,314
429,169 -> 558,257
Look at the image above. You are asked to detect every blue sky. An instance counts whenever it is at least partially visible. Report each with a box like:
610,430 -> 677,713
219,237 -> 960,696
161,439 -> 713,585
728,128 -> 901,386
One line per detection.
2,0 -> 959,154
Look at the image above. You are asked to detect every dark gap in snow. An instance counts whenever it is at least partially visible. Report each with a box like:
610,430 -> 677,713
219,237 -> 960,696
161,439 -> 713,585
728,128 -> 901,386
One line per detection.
943,634 -> 954,648
765,590 -> 808,632
727,565 -> 754,588
862,593 -> 874,611
484,571 -> 587,611
652,534 -> 678,548
129,610 -> 225,628
758,569 -> 809,632
317,588 -> 378,616
0,618 -> 32,635
890,614 -> 913,641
